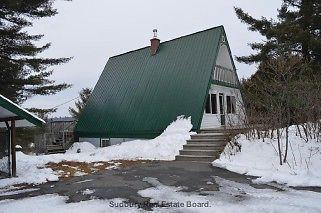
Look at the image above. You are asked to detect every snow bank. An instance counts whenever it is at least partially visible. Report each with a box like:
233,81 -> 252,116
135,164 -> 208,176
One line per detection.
66,142 -> 96,154
0,116 -> 193,187
65,115 -> 193,161
214,125 -> 321,187
92,115 -> 193,161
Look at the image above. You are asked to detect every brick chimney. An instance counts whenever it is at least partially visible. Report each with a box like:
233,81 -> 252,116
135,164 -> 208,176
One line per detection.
150,29 -> 160,55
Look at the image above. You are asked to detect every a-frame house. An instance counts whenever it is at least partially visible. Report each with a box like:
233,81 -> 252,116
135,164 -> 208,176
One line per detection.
76,26 -> 244,147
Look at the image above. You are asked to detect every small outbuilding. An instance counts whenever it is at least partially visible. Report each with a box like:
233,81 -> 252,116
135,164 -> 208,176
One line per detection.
0,94 -> 45,177
76,26 -> 245,147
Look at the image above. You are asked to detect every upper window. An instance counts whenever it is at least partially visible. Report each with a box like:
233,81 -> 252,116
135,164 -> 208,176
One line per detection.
226,96 -> 236,114
205,94 -> 217,114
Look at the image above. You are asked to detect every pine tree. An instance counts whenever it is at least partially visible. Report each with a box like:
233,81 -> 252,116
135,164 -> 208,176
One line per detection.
69,88 -> 92,120
235,0 -> 321,69
0,0 -> 72,104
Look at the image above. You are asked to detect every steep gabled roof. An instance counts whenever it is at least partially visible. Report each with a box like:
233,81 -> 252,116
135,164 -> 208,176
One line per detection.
76,26 -> 225,138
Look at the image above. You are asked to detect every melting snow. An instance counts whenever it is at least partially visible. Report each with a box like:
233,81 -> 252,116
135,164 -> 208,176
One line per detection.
138,177 -> 321,212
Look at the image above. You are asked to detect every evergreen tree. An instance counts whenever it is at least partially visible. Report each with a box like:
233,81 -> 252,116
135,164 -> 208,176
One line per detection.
235,0 -> 321,69
0,0 -> 72,104
69,88 -> 92,120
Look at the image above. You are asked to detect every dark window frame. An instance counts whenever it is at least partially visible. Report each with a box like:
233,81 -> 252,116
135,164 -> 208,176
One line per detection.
100,138 -> 110,147
211,94 -> 217,114
205,94 -> 218,114
226,96 -> 231,114
226,95 -> 236,114
205,95 -> 211,113
231,96 -> 236,114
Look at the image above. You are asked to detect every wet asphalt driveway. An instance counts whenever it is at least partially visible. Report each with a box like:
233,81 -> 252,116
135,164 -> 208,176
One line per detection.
0,161 -> 273,201
1,160 -> 320,210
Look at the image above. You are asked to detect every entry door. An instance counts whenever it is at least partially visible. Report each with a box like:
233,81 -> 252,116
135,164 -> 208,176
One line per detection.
219,93 -> 225,126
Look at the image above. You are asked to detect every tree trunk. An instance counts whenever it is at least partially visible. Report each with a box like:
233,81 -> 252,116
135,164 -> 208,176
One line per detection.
277,128 -> 282,165
283,125 -> 289,163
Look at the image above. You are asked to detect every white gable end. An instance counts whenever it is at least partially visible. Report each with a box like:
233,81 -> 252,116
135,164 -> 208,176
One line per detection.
212,43 -> 239,86
216,44 -> 234,69
200,39 -> 245,129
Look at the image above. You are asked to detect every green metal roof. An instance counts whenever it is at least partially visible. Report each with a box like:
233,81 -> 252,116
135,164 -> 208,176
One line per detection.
76,26 -> 228,138
0,94 -> 45,127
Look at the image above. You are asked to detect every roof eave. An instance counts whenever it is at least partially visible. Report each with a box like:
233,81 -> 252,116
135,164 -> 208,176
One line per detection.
0,94 -> 46,127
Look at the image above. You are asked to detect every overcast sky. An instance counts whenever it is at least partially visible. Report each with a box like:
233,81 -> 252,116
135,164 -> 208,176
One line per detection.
24,0 -> 281,117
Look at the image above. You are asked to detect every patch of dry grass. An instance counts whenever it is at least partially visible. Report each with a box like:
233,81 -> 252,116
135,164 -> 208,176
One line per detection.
46,160 -> 153,180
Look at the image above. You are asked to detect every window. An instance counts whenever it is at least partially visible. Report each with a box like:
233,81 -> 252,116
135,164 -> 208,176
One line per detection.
231,96 -> 236,113
100,138 -> 110,147
205,94 -> 217,114
219,94 -> 224,114
205,95 -> 211,113
226,96 -> 236,114
226,96 -> 231,113
211,94 -> 217,114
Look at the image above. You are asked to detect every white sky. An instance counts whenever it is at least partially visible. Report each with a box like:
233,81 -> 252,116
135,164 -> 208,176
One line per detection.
23,0 -> 281,117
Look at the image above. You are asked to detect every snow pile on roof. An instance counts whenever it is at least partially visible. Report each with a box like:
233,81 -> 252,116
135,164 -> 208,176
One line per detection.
0,116 -> 192,187
213,125 -> 321,187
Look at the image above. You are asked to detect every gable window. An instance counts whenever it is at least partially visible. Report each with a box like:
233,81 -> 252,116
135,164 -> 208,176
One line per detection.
226,96 -> 236,114
205,94 -> 217,114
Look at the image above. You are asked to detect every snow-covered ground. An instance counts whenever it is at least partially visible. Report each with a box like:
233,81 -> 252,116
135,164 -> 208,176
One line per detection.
0,116 -> 193,188
1,176 -> 321,213
214,125 -> 321,187
0,195 -> 139,213
139,176 -> 321,213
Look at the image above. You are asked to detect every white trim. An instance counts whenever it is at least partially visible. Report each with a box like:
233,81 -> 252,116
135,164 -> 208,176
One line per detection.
200,85 -> 245,129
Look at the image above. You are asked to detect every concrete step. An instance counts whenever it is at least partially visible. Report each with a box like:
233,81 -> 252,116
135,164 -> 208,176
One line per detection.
46,145 -> 66,154
179,149 -> 220,156
183,144 -> 226,150
187,138 -> 226,143
199,128 -> 227,133
186,141 -> 227,146
191,133 -> 227,139
199,128 -> 245,134
175,155 -> 218,162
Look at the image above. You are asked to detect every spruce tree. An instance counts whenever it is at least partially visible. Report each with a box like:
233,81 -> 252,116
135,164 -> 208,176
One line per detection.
0,0 -> 72,104
69,88 -> 92,120
235,0 -> 321,69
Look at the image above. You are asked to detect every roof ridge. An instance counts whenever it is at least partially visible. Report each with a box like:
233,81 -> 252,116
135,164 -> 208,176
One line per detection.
109,25 -> 224,59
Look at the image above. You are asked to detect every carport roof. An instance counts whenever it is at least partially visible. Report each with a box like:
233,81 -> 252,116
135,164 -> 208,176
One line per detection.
0,94 -> 45,127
